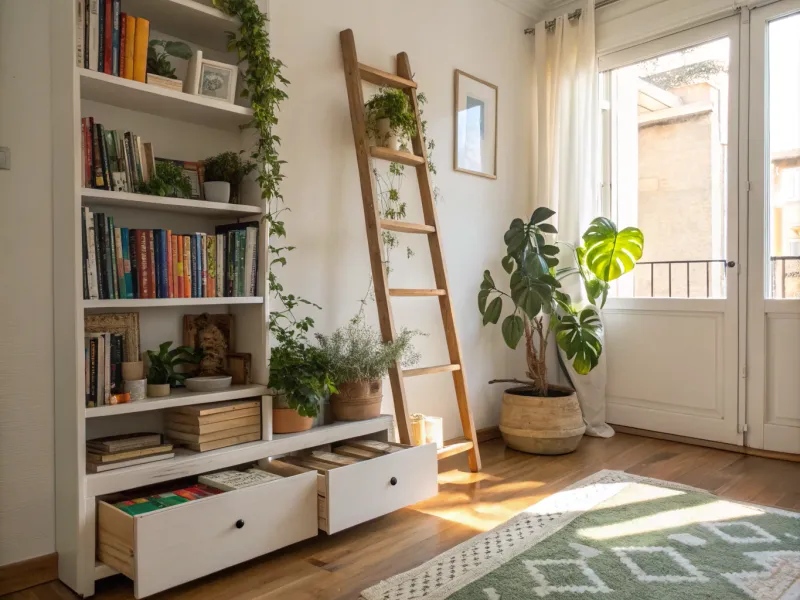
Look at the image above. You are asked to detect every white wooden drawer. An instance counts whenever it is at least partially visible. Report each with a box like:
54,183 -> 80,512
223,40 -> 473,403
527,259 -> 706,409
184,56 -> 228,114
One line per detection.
272,442 -> 438,534
97,470 -> 318,598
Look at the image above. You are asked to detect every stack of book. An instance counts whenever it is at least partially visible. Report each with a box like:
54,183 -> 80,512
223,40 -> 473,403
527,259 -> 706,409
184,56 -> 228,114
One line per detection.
82,209 -> 259,300
114,484 -> 222,516
81,119 -> 155,192
86,433 -> 174,473
84,332 -> 125,407
199,469 -> 282,492
165,400 -> 262,452
75,0 -> 150,83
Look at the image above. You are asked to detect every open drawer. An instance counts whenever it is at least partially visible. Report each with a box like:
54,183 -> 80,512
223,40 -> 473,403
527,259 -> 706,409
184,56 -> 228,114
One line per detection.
97,468 -> 318,598
266,440 -> 438,535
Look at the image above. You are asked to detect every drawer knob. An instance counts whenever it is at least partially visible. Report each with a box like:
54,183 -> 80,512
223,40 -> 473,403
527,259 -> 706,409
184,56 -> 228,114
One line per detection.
235,519 -> 245,529
390,477 -> 398,486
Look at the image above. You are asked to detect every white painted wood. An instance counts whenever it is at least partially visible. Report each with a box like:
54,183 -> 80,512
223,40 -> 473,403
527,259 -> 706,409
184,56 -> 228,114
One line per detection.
261,395 -> 273,441
601,16 -> 743,446
746,0 -> 800,453
82,189 -> 263,217
87,416 -> 394,496
324,443 -> 438,534
83,297 -> 264,309
120,0 -> 239,53
86,384 -> 269,418
79,69 -> 253,130
95,562 -> 119,581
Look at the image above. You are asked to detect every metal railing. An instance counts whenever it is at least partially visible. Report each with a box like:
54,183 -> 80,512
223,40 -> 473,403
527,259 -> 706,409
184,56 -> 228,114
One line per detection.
771,256 -> 800,299
635,259 -> 729,298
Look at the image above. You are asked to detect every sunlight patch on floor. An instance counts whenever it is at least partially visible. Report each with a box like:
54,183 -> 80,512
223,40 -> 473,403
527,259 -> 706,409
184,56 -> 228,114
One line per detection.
438,469 -> 501,485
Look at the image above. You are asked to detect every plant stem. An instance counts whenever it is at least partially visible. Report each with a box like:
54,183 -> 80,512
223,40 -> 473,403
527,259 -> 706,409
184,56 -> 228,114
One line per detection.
488,378 -> 536,386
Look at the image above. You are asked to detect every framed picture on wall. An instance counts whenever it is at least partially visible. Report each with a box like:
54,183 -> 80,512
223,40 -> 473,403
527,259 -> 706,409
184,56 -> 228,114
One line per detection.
453,70 -> 498,179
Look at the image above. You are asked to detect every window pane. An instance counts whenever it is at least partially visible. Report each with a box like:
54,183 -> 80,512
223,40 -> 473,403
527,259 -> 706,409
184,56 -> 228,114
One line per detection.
604,38 -> 731,298
767,13 -> 800,298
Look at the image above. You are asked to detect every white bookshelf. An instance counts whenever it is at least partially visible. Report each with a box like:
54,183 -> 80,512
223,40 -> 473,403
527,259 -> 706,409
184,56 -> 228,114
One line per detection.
83,297 -> 265,308
82,188 -> 263,217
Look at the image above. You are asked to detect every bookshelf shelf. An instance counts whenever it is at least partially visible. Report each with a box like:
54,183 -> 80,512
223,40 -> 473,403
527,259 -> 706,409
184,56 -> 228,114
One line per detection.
79,69 -> 253,130
120,0 -> 238,54
86,384 -> 269,418
86,416 -> 395,497
84,297 -> 264,309
82,189 -> 264,217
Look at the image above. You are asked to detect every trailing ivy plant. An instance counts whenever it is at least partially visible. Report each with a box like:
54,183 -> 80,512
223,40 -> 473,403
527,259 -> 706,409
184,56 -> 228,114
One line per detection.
212,0 -> 319,348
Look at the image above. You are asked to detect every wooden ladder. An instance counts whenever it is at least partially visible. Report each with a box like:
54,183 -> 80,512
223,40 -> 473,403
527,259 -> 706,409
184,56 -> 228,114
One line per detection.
340,29 -> 481,472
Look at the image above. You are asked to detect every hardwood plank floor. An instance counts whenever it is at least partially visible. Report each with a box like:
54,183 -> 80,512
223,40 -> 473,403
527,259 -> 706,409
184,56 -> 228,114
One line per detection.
9,433 -> 800,600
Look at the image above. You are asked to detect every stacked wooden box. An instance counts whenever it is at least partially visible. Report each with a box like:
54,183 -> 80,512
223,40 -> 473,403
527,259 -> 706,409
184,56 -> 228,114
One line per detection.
165,399 -> 261,452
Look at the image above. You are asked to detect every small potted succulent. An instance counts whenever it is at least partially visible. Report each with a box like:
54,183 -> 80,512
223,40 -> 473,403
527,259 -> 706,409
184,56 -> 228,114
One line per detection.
365,87 -> 417,151
268,338 -> 335,433
202,151 -> 255,204
145,341 -> 203,397
316,319 -> 421,421
146,39 -> 192,92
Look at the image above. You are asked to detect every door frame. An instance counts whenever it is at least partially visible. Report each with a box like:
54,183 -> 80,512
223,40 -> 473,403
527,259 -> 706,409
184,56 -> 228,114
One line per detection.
598,15 -> 746,445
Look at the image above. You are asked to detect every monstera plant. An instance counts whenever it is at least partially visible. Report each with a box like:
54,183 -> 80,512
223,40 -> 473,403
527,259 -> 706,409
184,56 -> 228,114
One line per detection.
479,208 -> 644,398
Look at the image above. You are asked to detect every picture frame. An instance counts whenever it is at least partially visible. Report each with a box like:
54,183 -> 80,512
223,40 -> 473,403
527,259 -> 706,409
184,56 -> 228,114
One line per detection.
185,50 -> 238,104
84,312 -> 140,362
183,313 -> 235,376
226,352 -> 252,385
453,70 -> 498,180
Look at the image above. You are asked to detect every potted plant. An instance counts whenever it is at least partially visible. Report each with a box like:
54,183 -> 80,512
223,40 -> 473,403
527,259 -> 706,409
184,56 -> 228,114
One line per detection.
138,161 -> 193,199
268,337 -> 335,433
145,341 -> 203,397
146,39 -> 192,92
365,87 -> 417,152
479,209 -> 644,455
202,151 -> 255,204
316,319 -> 421,421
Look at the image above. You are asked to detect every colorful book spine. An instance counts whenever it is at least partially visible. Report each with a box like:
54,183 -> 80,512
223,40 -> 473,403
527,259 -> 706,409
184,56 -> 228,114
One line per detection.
83,118 -> 92,187
97,0 -> 105,72
87,336 -> 98,407
114,226 -> 126,299
76,0 -> 85,68
137,230 -> 148,299
88,0 -> 99,71
119,12 -> 126,78
157,229 -> 169,299
85,207 -> 99,299
84,0 -> 91,69
95,123 -> 111,190
146,230 -> 156,299
81,208 -> 89,299
171,233 -> 179,298
103,0 -> 112,74
123,14 -> 135,80
132,17 -> 149,83
176,235 -> 184,298
191,235 -> 199,298
200,233 -> 207,298
93,213 -> 104,298
226,231 -> 235,297
207,235 -> 216,298
107,216 -> 119,299
128,229 -> 138,299
91,119 -> 105,189
216,234 -> 224,297
121,228 -> 133,298
183,236 -> 192,298
111,0 -> 120,77
167,230 -> 174,298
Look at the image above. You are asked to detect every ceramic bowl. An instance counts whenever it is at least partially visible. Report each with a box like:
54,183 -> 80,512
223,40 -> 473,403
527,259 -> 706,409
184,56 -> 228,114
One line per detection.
185,375 -> 233,393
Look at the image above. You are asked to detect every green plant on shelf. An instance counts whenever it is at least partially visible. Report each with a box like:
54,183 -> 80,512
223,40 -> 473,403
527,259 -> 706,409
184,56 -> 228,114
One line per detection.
267,337 -> 335,418
365,87 -> 418,147
202,150 -> 255,203
137,161 -> 193,199
147,39 -> 193,79
145,341 -> 203,387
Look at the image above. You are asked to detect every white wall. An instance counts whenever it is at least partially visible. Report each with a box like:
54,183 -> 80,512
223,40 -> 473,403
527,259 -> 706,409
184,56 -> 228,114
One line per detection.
270,0 -> 534,439
0,0 -> 56,566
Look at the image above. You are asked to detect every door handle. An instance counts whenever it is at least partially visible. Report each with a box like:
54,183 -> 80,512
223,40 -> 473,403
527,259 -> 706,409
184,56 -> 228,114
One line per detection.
727,261 -> 736,268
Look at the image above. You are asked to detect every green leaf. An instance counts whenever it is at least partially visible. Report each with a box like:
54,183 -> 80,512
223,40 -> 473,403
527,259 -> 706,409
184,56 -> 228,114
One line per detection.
504,219 -> 527,256
501,255 -> 515,274
478,289 -> 490,315
501,315 -> 524,349
164,41 -> 193,59
556,308 -> 603,375
480,270 -> 495,291
529,206 -> 556,225
541,245 -> 559,256
582,217 -> 644,282
483,297 -> 502,325
538,223 -> 558,234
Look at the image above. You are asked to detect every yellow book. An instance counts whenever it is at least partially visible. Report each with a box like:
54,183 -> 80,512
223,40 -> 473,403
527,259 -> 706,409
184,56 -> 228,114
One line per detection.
132,17 -> 149,83
123,15 -> 136,80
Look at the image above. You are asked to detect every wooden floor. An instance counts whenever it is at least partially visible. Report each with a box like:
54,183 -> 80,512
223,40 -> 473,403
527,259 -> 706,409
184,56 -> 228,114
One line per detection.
10,432 -> 800,600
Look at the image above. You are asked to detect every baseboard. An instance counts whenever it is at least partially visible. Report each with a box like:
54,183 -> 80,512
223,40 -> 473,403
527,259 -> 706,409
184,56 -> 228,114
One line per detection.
613,425 -> 800,463
476,425 -> 501,443
0,553 -> 58,596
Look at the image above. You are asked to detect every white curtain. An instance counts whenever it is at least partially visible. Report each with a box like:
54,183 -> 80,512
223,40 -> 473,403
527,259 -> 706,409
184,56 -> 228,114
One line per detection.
532,0 -> 613,438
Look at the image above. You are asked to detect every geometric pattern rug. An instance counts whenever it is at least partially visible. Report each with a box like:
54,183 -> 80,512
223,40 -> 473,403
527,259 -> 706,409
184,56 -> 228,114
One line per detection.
361,470 -> 800,600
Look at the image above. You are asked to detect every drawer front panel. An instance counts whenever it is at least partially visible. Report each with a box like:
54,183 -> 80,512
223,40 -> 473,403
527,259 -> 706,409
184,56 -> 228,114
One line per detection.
326,443 -> 438,534
134,471 -> 318,597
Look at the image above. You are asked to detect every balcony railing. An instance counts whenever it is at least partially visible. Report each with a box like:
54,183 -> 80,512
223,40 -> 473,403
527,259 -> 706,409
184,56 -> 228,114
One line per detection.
771,256 -> 800,298
634,259 -> 728,298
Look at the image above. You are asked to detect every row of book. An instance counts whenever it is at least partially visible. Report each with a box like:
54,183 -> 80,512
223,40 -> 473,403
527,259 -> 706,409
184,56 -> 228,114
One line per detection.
81,208 -> 260,300
75,0 -> 150,83
85,332 -> 125,407
87,433 -> 173,474
81,118 -> 154,193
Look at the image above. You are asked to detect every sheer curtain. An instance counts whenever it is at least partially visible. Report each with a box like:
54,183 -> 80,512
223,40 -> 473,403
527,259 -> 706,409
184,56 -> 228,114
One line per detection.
532,0 -> 613,437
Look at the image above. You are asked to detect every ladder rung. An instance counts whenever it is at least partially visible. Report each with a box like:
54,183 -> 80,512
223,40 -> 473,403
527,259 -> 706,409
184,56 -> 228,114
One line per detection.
359,63 -> 417,89
389,289 -> 446,297
437,440 -> 474,460
370,146 -> 425,167
403,364 -> 461,378
380,220 -> 435,234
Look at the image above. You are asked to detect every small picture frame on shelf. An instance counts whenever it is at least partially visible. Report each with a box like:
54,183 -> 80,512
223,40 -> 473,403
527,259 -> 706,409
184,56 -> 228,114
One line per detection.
184,50 -> 238,104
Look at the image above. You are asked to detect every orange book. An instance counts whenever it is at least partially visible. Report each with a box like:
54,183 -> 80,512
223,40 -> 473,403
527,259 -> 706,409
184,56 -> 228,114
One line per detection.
183,235 -> 192,298
166,231 -> 174,298
172,234 -> 180,298
132,17 -> 149,83
123,15 -> 136,79
176,235 -> 184,298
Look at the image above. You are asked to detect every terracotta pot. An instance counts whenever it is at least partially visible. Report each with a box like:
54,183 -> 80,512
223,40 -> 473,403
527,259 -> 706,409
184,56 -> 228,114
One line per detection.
273,408 -> 314,434
499,384 -> 585,455
147,383 -> 171,398
330,379 -> 382,421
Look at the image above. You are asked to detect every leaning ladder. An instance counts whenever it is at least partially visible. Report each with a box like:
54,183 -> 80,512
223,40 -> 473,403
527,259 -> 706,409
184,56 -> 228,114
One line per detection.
340,29 -> 481,472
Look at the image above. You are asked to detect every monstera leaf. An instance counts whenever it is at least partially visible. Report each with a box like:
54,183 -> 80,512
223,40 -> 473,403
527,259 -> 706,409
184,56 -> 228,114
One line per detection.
582,217 -> 644,282
556,308 -> 603,375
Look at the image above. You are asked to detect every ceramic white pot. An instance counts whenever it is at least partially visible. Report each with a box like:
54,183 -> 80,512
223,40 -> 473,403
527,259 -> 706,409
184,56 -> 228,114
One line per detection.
203,181 -> 231,203
377,117 -> 405,151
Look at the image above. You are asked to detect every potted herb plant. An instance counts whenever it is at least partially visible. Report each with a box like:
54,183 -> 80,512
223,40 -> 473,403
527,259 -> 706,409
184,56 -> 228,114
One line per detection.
146,39 -> 192,92
268,337 -> 335,433
316,319 -> 421,421
202,151 -> 255,204
145,341 -> 203,397
365,87 -> 417,152
479,210 -> 644,455
138,161 -> 193,199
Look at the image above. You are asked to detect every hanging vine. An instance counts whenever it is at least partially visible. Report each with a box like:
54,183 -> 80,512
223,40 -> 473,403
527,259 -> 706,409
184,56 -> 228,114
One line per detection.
212,0 -> 318,345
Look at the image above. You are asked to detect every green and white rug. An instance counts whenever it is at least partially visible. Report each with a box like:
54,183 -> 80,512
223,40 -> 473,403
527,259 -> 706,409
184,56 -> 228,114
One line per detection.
362,470 -> 800,600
